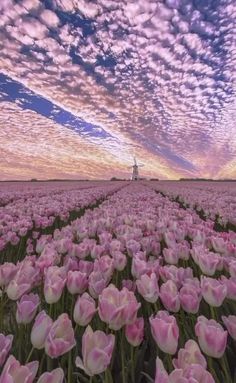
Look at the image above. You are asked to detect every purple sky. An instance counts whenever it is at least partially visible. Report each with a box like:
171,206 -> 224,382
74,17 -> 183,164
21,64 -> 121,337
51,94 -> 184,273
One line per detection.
0,0 -> 235,180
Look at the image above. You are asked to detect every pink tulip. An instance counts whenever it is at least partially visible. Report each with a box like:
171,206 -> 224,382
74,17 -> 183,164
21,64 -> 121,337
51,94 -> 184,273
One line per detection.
37,368 -> 64,383
182,277 -> 201,292
99,232 -> 113,248
91,244 -> 105,259
229,260 -> 236,277
126,239 -> 141,257
5,261 -> 38,300
31,310 -> 53,349
154,357 -> 168,383
197,253 -> 220,276
125,317 -> 144,347
45,313 -> 76,358
109,239 -> 124,254
6,279 -> 32,301
211,237 -> 227,253
150,311 -> 179,354
79,260 -> 94,275
74,242 -> 90,259
163,248 -> 179,265
112,251 -> 127,271
141,237 -> 152,254
155,356 -> 214,383
201,277 -> 227,307
94,255 -> 114,281
98,284 -> 140,330
75,325 -> 115,376
170,364 -> 215,383
221,276 -> 236,300
66,270 -> 88,295
176,242 -> 190,261
163,231 -> 176,248
184,364 -> 215,382
63,255 -> 79,272
9,232 -> 20,246
73,292 -> 97,326
150,240 -> 161,256
16,293 -> 40,324
44,266 -> 67,304
0,334 -> 13,367
0,263 -> 17,287
131,256 -> 148,279
177,267 -> 193,285
89,271 -> 108,298
179,284 -> 201,314
0,355 -> 38,383
159,265 -> 186,288
222,315 -> 236,340
160,280 -> 180,312
195,316 -> 227,358
56,238 -> 72,255
122,279 -> 136,292
35,246 -> 59,271
173,339 -> 207,370
136,272 -> 159,303
147,257 -> 160,276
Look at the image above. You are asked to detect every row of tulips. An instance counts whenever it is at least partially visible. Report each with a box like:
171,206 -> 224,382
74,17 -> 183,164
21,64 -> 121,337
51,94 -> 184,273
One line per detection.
1,183 -> 236,382
149,180 -> 236,229
0,181 -> 101,207
0,181 -> 126,254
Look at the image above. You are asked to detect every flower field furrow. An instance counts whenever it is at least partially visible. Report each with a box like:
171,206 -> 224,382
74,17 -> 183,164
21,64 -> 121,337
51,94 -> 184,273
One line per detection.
0,182 -> 236,383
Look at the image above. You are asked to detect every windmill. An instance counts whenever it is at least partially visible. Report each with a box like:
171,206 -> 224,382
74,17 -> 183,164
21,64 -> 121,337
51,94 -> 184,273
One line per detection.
129,157 -> 144,181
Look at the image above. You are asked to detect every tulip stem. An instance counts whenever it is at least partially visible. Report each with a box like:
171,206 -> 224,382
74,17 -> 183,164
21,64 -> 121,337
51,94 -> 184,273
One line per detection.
70,295 -> 75,320
121,329 -> 126,383
47,355 -> 53,372
131,346 -> 135,383
209,305 -> 217,321
166,354 -> 173,373
25,346 -> 34,363
67,350 -> 72,383
220,354 -> 232,383
207,357 -> 220,383
154,301 -> 159,313
104,369 -> 110,383
49,304 -> 53,318
39,353 -> 46,376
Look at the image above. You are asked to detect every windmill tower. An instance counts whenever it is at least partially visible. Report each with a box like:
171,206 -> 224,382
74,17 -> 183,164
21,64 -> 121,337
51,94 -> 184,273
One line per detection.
129,157 -> 144,181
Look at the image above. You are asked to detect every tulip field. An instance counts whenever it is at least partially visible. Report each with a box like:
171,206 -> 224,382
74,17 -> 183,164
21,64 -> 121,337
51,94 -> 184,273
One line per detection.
1,181 -> 236,383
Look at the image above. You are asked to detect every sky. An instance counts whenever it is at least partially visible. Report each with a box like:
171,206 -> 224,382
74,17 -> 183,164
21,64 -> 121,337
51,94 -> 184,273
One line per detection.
0,0 -> 235,180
